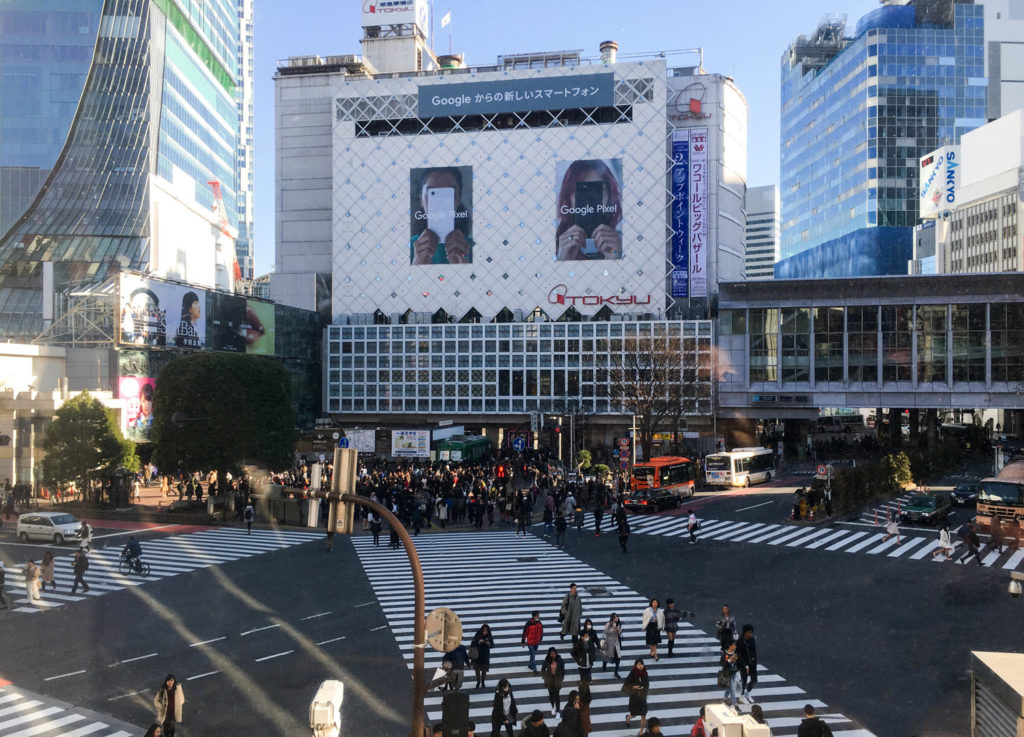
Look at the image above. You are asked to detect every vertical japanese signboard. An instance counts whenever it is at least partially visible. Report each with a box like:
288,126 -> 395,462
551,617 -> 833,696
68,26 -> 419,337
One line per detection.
670,131 -> 689,298
688,128 -> 708,297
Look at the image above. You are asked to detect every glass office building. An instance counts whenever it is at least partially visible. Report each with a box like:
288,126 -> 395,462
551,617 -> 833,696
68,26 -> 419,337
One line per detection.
0,0 -> 240,338
778,0 -> 986,277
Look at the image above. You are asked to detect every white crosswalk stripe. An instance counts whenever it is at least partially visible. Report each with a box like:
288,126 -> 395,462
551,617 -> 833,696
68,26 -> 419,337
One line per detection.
0,686 -> 135,737
561,512 -> 1024,570
353,531 -> 877,737
4,528 -> 321,614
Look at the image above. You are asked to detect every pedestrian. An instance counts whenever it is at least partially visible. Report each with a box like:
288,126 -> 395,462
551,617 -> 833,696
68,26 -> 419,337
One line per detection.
663,599 -> 682,657
540,647 -> 565,716
881,512 -> 900,545
622,658 -> 650,734
578,684 -> 593,736
616,515 -> 630,554
749,704 -> 769,729
559,690 -> 585,737
736,624 -> 758,704
443,643 -> 471,691
716,605 -> 736,650
641,716 -> 663,736
573,501 -> 585,537
389,521 -> 401,550
470,623 -> 495,689
982,516 -> 1006,556
143,724 -> 164,737
641,598 -> 665,661
932,522 -> 954,561
792,488 -> 803,521
797,704 -> 834,737
519,710 -> 550,737
592,492 -> 604,537
369,512 -> 382,547
435,497 -> 448,529
490,678 -> 518,737
521,610 -> 544,672
572,627 -> 598,684
243,501 -> 255,534
601,613 -> 623,678
720,640 -> 742,706
77,520 -> 92,552
690,706 -> 707,737
412,500 -> 423,535
0,560 -> 7,610
958,521 -> 983,566
153,674 -> 184,737
71,549 -> 90,594
559,583 -> 583,645
687,509 -> 699,544
554,510 -> 567,547
24,560 -> 40,601
40,550 -> 56,591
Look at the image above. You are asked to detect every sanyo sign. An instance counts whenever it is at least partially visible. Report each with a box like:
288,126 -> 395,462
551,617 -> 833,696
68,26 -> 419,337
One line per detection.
919,145 -> 960,219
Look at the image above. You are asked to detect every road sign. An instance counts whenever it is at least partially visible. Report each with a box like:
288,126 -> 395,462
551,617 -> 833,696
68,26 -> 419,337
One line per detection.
816,464 -> 826,476
339,437 -> 350,448
425,607 -> 463,653
512,437 -> 526,452
621,460 -> 629,469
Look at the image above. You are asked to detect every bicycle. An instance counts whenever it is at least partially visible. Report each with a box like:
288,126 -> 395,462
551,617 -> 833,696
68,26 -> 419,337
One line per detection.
118,553 -> 151,577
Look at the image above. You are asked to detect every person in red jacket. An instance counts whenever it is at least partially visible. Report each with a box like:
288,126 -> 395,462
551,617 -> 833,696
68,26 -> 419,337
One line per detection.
690,705 -> 707,737
521,610 -> 544,672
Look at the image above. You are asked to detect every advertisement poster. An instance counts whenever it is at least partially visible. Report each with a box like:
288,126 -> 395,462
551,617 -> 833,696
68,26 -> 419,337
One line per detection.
670,131 -> 690,298
688,128 -> 708,297
392,429 -> 430,458
343,428 -> 377,454
555,158 -> 623,261
244,299 -> 276,355
409,166 -> 473,265
119,274 -> 206,348
209,292 -> 247,352
919,145 -> 959,218
119,375 -> 156,443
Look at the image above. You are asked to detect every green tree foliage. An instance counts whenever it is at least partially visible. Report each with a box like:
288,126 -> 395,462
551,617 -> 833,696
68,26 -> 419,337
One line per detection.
882,451 -> 913,486
591,463 -> 611,480
41,392 -> 139,493
151,353 -> 296,485
575,449 -> 592,473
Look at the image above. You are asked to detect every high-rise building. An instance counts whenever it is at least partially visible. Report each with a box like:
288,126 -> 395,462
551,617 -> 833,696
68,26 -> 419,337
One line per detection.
235,0 -> 255,280
0,0 -> 242,338
744,185 -> 779,280
778,0 -> 986,278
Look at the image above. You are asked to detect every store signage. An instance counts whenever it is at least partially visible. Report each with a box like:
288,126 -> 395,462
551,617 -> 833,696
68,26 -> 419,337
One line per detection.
668,83 -> 712,121
688,128 -> 708,297
547,284 -> 651,307
918,145 -> 959,218
419,73 -> 614,117
670,131 -> 689,298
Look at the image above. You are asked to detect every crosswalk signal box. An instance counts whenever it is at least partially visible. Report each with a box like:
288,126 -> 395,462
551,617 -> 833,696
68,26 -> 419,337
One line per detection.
328,448 -> 359,534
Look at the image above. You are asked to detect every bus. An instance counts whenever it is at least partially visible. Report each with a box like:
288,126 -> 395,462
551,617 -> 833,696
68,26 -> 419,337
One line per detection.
704,447 -> 776,488
812,414 -> 868,434
975,455 -> 1024,544
629,456 -> 696,503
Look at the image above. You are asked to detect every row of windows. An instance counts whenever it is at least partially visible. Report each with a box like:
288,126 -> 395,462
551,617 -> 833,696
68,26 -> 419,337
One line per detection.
330,321 -> 712,340
327,397 -> 714,415
355,106 -> 633,138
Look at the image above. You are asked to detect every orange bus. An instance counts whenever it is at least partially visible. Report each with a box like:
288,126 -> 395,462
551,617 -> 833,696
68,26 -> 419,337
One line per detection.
629,456 -> 696,506
976,455 -> 1024,544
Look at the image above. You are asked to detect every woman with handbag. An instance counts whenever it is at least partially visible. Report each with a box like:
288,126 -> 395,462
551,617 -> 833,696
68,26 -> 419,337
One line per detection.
720,641 -> 742,706
622,658 -> 649,733
602,613 -> 623,678
716,604 -> 736,650
470,623 -> 495,689
490,678 -> 518,737
641,599 -> 665,661
541,647 -> 566,717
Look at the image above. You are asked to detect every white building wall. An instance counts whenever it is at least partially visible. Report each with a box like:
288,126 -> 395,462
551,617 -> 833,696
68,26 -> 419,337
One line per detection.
744,184 -> 780,280
982,0 -> 1024,119
235,0 -> 255,279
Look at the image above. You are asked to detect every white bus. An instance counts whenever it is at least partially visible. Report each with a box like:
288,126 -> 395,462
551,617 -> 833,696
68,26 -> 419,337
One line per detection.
704,447 -> 777,487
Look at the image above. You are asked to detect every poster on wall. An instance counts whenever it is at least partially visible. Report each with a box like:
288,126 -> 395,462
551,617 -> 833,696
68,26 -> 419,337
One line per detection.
392,429 -> 430,458
209,292 -> 247,352
688,128 -> 709,297
342,428 -> 376,454
119,274 -> 206,348
555,158 -> 623,261
244,299 -> 276,355
670,131 -> 690,298
119,375 -> 156,443
409,166 -> 474,265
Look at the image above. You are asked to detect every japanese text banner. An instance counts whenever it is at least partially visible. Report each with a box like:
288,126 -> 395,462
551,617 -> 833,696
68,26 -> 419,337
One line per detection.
418,73 -> 614,117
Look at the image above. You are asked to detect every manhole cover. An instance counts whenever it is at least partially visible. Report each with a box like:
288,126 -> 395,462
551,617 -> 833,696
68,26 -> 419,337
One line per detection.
586,586 -> 610,596
516,557 -> 539,563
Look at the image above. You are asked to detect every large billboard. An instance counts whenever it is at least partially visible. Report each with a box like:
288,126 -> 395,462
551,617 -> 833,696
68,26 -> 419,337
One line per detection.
120,274 -> 206,348
670,132 -> 689,297
119,375 -> 156,443
410,166 -> 473,265
392,430 -> 430,458
687,128 -> 709,298
418,73 -> 614,117
555,159 -> 623,261
919,145 -> 960,219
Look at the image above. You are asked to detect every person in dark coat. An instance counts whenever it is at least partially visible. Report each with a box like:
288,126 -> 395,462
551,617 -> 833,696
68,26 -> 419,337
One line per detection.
736,624 -> 758,703
571,628 -> 598,684
557,690 -> 585,737
70,550 -> 90,594
471,624 -> 495,689
616,515 -> 630,553
490,678 -> 518,737
444,644 -> 471,691
797,704 -> 834,737
540,647 -> 565,716
518,710 -> 550,737
623,658 -> 650,733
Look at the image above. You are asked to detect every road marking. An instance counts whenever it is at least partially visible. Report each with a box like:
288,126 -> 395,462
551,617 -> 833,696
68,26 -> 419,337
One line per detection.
44,670 -> 86,681
1003,549 -> 1024,569
370,624 -> 388,631
108,690 -> 147,701
187,671 -> 220,681
354,600 -> 376,608
734,500 -> 774,513
254,650 -> 294,662
91,524 -> 183,540
190,636 -> 227,647
109,652 -> 158,667
240,624 -> 279,637
301,612 -> 331,621
316,636 -> 347,646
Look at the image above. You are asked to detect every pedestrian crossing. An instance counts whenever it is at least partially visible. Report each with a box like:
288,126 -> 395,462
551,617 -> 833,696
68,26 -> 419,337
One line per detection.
0,684 -> 137,737
352,532 -> 876,737
3,528 -> 322,614
568,513 -> 1024,570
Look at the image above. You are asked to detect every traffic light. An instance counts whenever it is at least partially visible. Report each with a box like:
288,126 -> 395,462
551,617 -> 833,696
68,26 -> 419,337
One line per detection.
554,426 -> 560,434
496,465 -> 506,479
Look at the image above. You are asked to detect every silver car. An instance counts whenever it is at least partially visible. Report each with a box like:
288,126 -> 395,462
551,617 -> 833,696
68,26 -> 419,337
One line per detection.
16,512 -> 82,544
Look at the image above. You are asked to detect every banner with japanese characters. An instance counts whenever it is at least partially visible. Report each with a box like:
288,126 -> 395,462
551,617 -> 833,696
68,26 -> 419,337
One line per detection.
688,128 -> 708,298
418,73 -> 613,116
670,131 -> 689,298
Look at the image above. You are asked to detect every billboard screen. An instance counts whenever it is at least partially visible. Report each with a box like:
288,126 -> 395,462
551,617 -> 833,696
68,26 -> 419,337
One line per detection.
209,292 -> 247,352
392,429 -> 430,458
344,428 -> 376,453
120,274 -> 206,348
119,375 -> 156,443
410,166 -> 473,265
244,299 -> 276,355
919,145 -> 959,219
555,158 -> 623,261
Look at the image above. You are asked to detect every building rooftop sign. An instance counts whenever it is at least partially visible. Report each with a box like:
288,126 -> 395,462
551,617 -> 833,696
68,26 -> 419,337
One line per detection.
418,73 -> 614,117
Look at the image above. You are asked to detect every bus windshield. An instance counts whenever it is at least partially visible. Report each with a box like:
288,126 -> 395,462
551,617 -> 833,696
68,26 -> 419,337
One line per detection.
632,467 -> 655,479
978,481 -> 1024,506
705,456 -> 730,471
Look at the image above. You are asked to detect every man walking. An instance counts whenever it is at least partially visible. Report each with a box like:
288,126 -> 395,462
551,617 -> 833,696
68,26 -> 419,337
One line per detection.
572,628 -> 597,684
521,610 -> 544,671
737,624 -> 758,704
958,521 -> 984,566
687,509 -> 699,544
797,704 -> 834,737
559,583 -> 583,645
71,549 -> 90,594
243,500 -> 255,534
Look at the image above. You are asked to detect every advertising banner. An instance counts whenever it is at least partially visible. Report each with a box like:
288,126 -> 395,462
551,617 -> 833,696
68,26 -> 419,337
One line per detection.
419,73 -> 613,117
244,299 -> 276,355
410,166 -> 474,265
688,128 -> 709,297
392,429 -> 430,458
919,145 -> 959,218
209,292 -> 247,352
670,131 -> 690,298
119,274 -> 206,348
119,375 -> 156,443
344,428 -> 377,454
555,158 -> 623,261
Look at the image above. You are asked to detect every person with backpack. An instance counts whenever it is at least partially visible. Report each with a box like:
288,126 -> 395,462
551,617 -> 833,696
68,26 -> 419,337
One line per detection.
797,704 -> 834,737
71,549 -> 90,594
243,501 -> 255,534
521,611 -> 544,672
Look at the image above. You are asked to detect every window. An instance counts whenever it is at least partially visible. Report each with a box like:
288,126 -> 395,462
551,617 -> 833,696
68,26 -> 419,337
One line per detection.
749,309 -> 779,383
814,307 -> 844,383
780,308 -> 810,382
882,306 -> 912,383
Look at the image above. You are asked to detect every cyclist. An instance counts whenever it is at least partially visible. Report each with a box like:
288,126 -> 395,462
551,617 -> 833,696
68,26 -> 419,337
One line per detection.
122,536 -> 143,573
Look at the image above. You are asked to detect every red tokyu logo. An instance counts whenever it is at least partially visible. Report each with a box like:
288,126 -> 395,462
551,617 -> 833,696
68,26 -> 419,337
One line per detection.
547,284 -> 652,307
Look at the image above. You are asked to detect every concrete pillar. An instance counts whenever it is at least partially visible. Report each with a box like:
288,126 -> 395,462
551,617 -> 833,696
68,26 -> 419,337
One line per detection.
908,408 -> 920,445
926,409 -> 938,447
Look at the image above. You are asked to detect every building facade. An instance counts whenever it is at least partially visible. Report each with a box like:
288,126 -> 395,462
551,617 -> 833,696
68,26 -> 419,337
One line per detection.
235,0 -> 255,280
744,184 -> 779,280
0,0 -> 242,338
778,0 -> 986,278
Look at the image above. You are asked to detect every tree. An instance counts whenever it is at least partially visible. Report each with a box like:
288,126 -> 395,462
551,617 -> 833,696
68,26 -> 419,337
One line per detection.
151,353 -> 297,503
41,392 -> 139,503
591,463 -> 611,481
601,336 -> 686,463
575,449 -> 592,474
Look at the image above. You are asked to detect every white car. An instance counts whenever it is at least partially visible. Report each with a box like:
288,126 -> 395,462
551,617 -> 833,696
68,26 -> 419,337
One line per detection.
16,512 -> 82,544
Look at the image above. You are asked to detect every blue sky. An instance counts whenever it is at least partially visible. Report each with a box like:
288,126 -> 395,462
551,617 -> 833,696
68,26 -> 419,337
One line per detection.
251,0 -> 881,274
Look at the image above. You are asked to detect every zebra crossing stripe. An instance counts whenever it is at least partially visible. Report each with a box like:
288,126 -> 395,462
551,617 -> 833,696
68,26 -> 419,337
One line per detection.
803,528 -> 849,549
910,539 -> 943,560
766,527 -> 816,546
886,535 -> 929,558
698,521 -> 749,540
844,533 -> 886,554
0,684 -> 138,737
784,527 -> 833,547
1003,549 -> 1024,569
825,530 -> 868,551
865,535 -> 902,555
712,522 -> 771,542
745,525 -> 789,544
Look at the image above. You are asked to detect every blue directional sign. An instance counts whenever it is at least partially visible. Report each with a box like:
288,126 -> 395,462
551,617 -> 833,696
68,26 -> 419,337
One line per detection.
338,437 -> 350,448
512,437 -> 526,452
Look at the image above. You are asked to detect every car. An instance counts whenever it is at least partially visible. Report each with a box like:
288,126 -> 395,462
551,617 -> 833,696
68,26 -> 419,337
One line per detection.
16,512 -> 82,544
951,482 -> 979,507
623,488 -> 678,513
899,493 -> 950,526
